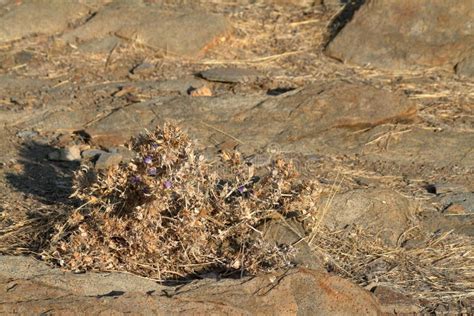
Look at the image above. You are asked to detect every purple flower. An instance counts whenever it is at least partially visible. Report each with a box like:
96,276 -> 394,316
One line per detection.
164,180 -> 172,189
151,143 -> 159,149
148,167 -> 157,176
143,156 -> 153,164
237,185 -> 245,194
142,186 -> 150,194
131,175 -> 141,184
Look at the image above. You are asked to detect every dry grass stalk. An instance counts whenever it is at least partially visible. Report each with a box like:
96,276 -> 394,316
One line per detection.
310,226 -> 474,310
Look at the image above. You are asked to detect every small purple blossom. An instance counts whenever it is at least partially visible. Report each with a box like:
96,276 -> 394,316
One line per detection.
237,185 -> 245,194
164,180 -> 172,189
130,175 -> 141,184
143,156 -> 153,164
142,186 -> 150,194
151,143 -> 159,149
148,167 -> 157,176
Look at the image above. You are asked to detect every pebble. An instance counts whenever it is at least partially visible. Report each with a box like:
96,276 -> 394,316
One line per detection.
81,149 -> 108,160
108,147 -> 136,163
199,67 -> 261,83
48,146 -> 81,161
189,86 -> 212,97
16,130 -> 38,139
95,152 -> 123,170
131,62 -> 154,75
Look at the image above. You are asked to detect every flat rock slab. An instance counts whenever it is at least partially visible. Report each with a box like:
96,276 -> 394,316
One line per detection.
199,67 -> 261,83
62,4 -> 230,58
21,79 -> 473,172
318,189 -> 416,246
0,255 -> 382,314
365,128 -> 474,169
39,80 -> 417,154
0,0 -> 90,43
326,0 -> 474,70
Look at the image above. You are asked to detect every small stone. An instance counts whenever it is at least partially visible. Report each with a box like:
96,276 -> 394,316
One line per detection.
444,204 -> 468,215
439,192 -> 474,213
430,183 -> 468,195
373,286 -> 421,314
108,147 -> 136,163
14,50 -> 33,64
48,146 -> 81,161
455,55 -> 474,78
189,86 -> 213,97
131,62 -> 154,75
199,67 -> 261,83
81,149 -> 108,160
79,36 -> 121,54
16,130 -> 38,139
95,153 -> 123,170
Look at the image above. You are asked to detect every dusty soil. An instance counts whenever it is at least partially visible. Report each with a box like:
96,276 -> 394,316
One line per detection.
0,0 -> 473,314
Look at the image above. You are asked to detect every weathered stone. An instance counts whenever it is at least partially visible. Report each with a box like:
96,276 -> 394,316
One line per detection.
326,0 -> 474,70
189,86 -> 213,97
108,146 -> 136,162
373,286 -> 421,314
78,35 -> 121,54
429,183 -> 469,195
439,192 -> 474,214
317,189 -> 415,245
94,152 -> 122,170
48,146 -> 81,162
85,101 -> 156,147
84,81 -> 416,149
14,50 -> 33,64
81,149 -> 107,160
0,255 -> 382,314
199,67 -> 261,83
455,54 -> 474,78
262,220 -> 323,270
131,62 -> 154,75
116,12 -> 230,57
364,128 -> 474,169
0,0 -> 90,43
63,5 -> 231,58
16,130 -> 38,139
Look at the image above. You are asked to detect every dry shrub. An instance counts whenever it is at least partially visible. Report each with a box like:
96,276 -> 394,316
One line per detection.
44,123 -> 320,279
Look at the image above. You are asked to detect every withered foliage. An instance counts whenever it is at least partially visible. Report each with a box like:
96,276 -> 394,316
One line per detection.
46,124 -> 320,279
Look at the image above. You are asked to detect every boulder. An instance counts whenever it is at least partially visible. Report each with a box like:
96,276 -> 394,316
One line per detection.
62,4 -> 231,58
0,255 -> 383,314
316,189 -> 416,246
0,0 -> 90,43
326,0 -> 474,70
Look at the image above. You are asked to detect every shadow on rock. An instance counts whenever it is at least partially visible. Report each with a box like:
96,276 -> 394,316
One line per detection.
325,0 -> 366,46
6,141 -> 80,206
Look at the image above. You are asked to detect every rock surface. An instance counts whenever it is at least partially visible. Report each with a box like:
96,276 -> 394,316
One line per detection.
317,189 -> 415,245
63,5 -> 231,57
82,80 -> 416,148
94,152 -> 123,170
0,0 -> 90,43
455,54 -> 474,78
326,0 -> 474,70
0,255 -> 383,315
